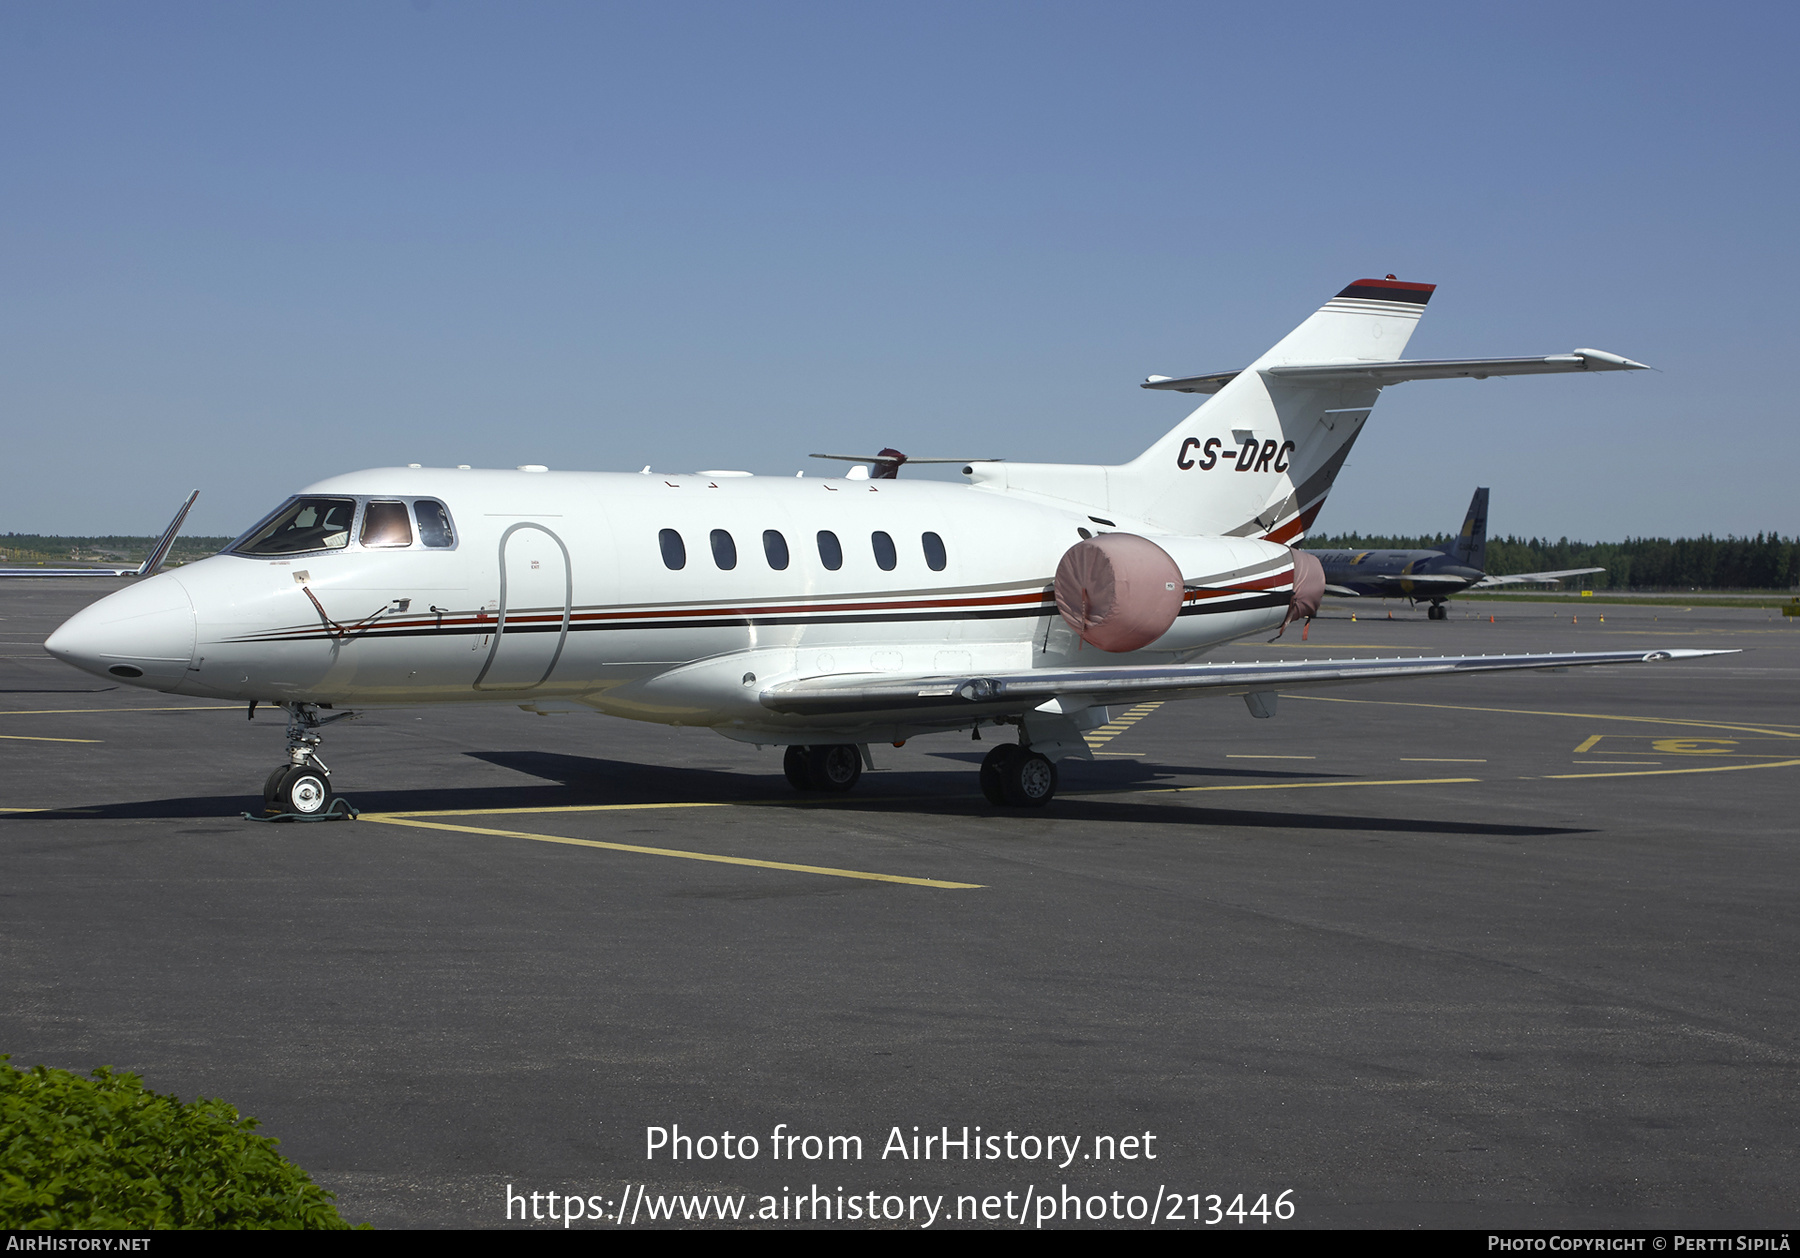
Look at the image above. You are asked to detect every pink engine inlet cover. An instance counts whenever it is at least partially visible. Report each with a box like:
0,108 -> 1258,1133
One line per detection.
1054,533 -> 1184,652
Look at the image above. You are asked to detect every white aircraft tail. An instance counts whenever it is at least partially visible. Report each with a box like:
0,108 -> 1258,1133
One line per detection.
968,278 -> 1434,540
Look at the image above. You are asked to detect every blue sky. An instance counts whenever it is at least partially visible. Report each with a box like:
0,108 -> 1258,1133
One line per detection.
3,1 -> 1795,540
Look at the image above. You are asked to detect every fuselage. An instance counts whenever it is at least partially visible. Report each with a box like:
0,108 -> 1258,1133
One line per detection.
46,467 -> 1298,742
1305,547 -> 1483,601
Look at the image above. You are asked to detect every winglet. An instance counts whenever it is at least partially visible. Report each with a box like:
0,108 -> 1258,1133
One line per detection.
136,490 -> 199,577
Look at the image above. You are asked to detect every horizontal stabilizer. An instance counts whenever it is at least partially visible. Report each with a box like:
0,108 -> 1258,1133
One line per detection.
1142,349 -> 1649,392
761,649 -> 1734,717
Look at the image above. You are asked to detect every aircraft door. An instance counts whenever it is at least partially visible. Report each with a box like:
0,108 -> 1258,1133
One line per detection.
474,523 -> 572,690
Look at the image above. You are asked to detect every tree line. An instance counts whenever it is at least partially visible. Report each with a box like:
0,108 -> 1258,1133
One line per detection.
1307,532 -> 1800,591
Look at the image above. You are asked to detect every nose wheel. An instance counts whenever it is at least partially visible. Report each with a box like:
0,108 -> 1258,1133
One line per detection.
265,764 -> 332,816
260,702 -> 357,818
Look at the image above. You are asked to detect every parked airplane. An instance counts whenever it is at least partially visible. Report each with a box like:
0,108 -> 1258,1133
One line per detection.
43,280 -> 1725,815
1304,487 -> 1606,618
1,492 -> 199,579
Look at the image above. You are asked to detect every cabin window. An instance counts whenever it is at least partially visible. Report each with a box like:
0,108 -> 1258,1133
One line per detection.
659,528 -> 686,570
414,500 -> 455,548
871,531 -> 897,571
816,530 -> 843,571
763,529 -> 789,570
234,497 -> 358,555
710,529 -> 737,570
921,531 -> 947,571
361,501 -> 413,548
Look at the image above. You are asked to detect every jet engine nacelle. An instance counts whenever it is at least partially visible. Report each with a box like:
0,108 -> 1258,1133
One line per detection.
1054,532 -> 1302,652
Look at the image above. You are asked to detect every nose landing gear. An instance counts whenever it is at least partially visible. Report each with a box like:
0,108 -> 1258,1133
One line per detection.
262,703 -> 357,817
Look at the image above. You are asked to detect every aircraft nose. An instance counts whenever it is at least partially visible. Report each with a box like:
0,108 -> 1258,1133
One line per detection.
44,573 -> 197,687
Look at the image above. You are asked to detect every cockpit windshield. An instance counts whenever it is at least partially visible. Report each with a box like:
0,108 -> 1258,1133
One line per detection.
235,497 -> 358,555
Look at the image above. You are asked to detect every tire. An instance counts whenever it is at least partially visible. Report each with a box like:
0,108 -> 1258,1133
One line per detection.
272,764 -> 331,816
980,744 -> 1021,806
806,744 -> 862,792
783,745 -> 813,791
1004,751 -> 1058,807
263,765 -> 292,806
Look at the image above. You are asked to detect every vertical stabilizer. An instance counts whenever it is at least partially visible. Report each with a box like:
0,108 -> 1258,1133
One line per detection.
1451,487 -> 1489,571
1126,279 -> 1434,540
963,279 -> 1436,541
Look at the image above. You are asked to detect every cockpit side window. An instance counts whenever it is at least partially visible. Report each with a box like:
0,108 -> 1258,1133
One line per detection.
361,501 -> 414,548
414,500 -> 455,548
235,497 -> 359,555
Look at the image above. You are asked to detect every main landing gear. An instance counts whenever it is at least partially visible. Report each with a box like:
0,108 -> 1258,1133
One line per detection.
1426,601 -> 1450,620
262,702 -> 356,817
783,744 -> 863,793
781,737 -> 1062,806
979,744 -> 1058,807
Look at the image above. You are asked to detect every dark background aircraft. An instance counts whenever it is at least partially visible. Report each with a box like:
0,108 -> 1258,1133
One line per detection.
1303,488 -> 1603,619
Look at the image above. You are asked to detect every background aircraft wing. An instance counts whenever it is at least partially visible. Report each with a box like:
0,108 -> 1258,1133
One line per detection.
1472,567 -> 1607,588
0,566 -> 140,578
1380,573 -> 1471,586
760,649 -> 1734,717
0,490 -> 197,579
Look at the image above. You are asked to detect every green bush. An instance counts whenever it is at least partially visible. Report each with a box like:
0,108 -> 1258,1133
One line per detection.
0,1055 -> 357,1229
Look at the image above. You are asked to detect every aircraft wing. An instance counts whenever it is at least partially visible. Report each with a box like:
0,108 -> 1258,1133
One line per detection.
1380,573 -> 1471,587
0,566 -> 140,578
1471,567 -> 1606,588
1142,349 -> 1648,393
760,649 -> 1734,718
0,490 -> 197,580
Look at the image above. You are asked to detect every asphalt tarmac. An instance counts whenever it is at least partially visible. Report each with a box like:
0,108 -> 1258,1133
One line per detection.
3,580 -> 1797,1229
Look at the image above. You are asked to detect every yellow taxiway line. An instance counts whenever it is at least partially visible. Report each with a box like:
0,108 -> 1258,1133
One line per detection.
359,813 -> 983,889
1283,694 -> 1800,740
0,734 -> 102,743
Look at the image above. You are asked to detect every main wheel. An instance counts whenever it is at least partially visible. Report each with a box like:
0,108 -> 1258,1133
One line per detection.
270,764 -> 331,816
782,745 -> 813,791
1003,750 -> 1058,807
805,744 -> 862,792
980,744 -> 1021,805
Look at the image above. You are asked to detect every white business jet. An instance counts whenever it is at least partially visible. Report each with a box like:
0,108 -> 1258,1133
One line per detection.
43,279 -> 1726,815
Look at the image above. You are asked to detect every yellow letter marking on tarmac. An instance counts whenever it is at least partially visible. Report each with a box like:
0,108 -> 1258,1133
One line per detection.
359,812 -> 983,889
1650,739 -> 1736,754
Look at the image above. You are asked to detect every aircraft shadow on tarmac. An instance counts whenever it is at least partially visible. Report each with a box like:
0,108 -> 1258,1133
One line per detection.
0,749 -> 1593,839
